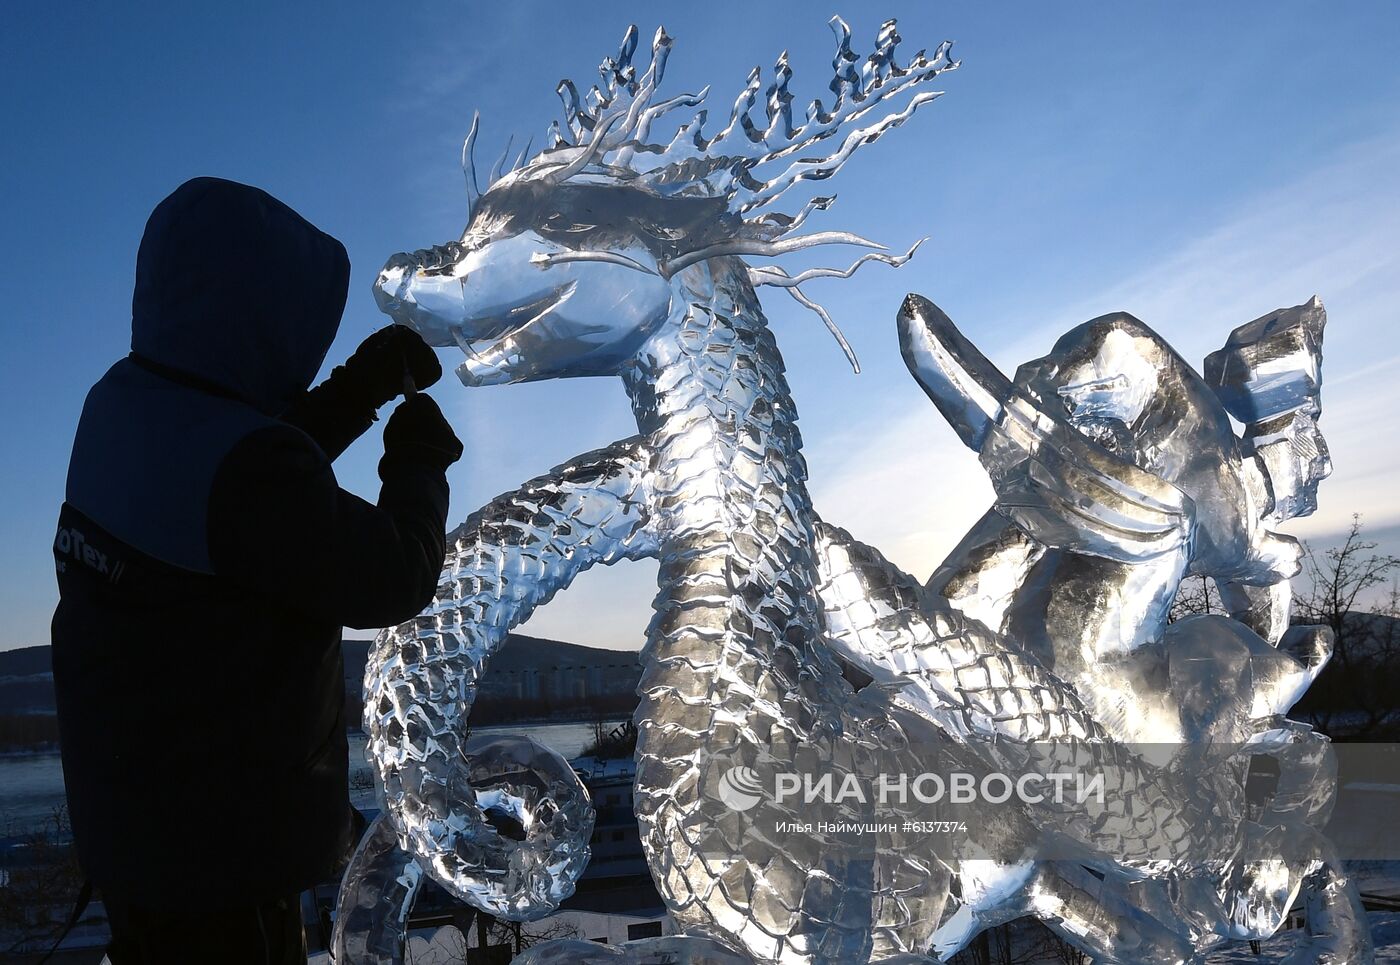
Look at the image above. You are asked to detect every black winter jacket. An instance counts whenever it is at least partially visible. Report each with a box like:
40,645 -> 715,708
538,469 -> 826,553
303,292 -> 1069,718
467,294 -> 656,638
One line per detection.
51,178 -> 449,908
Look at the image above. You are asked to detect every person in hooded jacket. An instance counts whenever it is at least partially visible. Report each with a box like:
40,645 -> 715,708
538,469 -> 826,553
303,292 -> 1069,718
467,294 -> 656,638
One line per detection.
50,177 -> 463,964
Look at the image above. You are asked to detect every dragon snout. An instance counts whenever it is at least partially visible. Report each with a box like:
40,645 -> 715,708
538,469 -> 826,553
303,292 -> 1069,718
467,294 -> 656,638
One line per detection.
372,261 -> 412,313
374,242 -> 469,313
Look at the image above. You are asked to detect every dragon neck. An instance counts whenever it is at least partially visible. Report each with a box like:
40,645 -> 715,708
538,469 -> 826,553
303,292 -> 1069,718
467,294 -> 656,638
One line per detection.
622,257 -> 837,695
618,260 -> 949,957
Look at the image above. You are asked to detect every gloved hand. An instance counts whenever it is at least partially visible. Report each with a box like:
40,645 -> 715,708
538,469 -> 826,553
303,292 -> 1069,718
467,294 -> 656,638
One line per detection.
380,395 -> 463,473
344,325 -> 442,408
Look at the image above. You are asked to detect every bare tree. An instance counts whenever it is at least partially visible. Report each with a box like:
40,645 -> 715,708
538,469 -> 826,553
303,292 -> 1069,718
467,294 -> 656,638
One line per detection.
1046,934 -> 1091,965
1292,515 -> 1400,739
0,805 -> 85,957
580,717 -> 636,760
489,916 -> 579,956
437,910 -> 579,962
1294,515 -> 1400,632
591,712 -> 609,755
1169,574 -> 1225,622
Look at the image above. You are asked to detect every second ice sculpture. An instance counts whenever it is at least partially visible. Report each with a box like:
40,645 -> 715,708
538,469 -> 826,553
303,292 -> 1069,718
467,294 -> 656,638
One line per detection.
903,295 -> 1368,959
336,18 -> 1369,964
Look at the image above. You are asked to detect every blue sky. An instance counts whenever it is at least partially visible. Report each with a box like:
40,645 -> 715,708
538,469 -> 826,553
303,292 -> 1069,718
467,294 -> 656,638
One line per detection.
2,2 -> 1399,651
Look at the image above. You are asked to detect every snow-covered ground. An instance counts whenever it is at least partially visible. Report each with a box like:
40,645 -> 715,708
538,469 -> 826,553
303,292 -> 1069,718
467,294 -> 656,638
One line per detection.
159,912 -> 1400,964
1205,912 -> 1400,963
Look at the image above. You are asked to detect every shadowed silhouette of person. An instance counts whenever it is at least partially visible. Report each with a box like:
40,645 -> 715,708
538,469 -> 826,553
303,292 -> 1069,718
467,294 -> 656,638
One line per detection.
50,177 -> 462,964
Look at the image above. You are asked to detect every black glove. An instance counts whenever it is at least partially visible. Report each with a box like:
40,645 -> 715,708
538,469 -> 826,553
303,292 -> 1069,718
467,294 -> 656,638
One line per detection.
380,395 -> 464,474
344,325 -> 443,409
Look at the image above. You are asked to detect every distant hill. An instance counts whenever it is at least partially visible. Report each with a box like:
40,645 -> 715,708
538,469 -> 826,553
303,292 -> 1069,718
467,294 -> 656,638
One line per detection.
0,645 -> 55,718
2,634 -> 642,723
344,633 -> 642,724
342,633 -> 639,689
0,645 -> 52,679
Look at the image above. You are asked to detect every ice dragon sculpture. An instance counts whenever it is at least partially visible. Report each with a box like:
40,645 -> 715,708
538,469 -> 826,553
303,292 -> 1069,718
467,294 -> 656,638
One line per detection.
332,19 -> 1369,964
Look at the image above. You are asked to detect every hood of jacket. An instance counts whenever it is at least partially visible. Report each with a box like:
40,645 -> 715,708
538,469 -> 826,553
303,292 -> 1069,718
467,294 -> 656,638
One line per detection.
130,177 -> 350,415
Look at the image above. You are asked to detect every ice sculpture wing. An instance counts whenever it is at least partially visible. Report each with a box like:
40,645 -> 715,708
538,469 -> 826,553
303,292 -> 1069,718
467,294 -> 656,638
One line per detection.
898,294 -> 1193,562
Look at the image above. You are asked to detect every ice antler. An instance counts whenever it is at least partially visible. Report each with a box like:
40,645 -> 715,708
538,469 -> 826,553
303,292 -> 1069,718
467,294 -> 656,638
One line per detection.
722,19 -> 957,214
634,16 -> 957,223
529,17 -> 957,225
553,24 -> 646,142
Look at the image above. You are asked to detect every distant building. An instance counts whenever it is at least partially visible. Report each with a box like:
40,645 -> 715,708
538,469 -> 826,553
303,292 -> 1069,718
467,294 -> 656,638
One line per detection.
478,659 -> 639,705
341,635 -> 643,724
